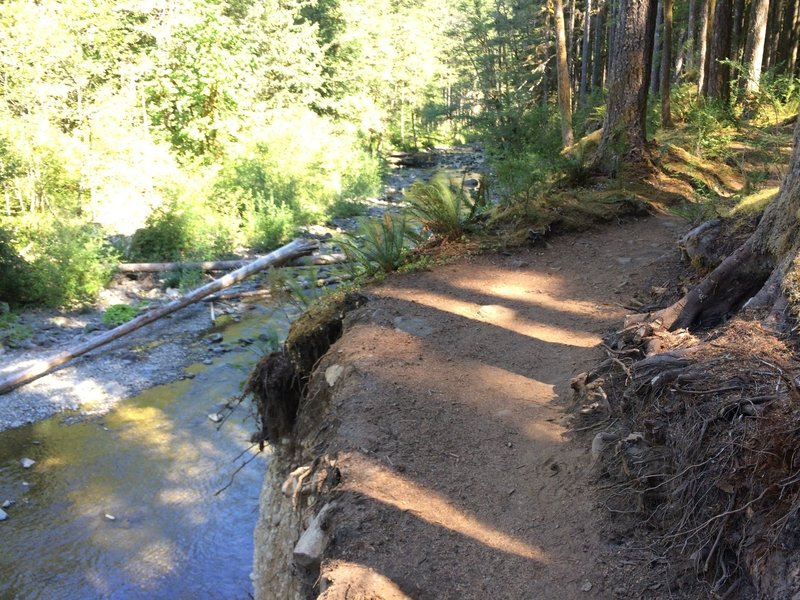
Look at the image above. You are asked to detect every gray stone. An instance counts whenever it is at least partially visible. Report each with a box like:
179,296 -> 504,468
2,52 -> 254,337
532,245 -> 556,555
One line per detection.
208,412 -> 223,423
325,365 -> 344,387
293,503 -> 337,569
208,333 -> 224,344
0,508 -> 7,521
1,500 -> 11,509
393,316 -> 435,338
20,458 -> 35,469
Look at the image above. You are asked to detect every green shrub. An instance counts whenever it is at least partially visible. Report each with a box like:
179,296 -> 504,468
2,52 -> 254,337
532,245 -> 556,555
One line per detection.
0,312 -> 32,346
494,152 -> 553,203
339,213 -> 413,274
243,199 -> 298,251
405,173 -> 474,239
11,219 -> 117,307
0,226 -> 27,304
129,199 -> 236,261
102,304 -> 141,326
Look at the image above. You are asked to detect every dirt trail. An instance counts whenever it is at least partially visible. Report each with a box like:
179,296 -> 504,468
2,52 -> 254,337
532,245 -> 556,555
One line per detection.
286,215 -> 687,599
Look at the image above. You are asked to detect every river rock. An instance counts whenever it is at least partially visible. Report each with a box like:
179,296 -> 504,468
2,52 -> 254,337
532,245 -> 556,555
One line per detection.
20,458 -> 35,469
0,508 -> 7,521
208,412 -> 223,423
325,365 -> 344,387
1,500 -> 12,509
208,333 -> 224,344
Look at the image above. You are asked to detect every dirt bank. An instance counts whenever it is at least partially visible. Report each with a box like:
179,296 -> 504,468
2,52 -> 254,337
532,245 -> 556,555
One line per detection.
252,214 -> 687,599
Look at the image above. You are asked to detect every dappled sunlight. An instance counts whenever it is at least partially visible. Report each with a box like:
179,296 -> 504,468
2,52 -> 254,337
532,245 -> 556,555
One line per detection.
385,287 -> 600,348
522,420 -> 565,443
480,281 -> 608,317
323,561 -> 412,599
344,454 -> 548,562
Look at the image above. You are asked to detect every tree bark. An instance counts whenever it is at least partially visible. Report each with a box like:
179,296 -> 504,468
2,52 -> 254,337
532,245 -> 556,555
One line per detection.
731,0 -> 747,60
553,0 -> 575,146
741,0 -> 770,95
698,0 -> 711,92
658,116 -> 800,330
592,0 -> 608,89
706,0 -> 733,100
580,0 -> 594,104
0,239 -> 318,395
764,0 -> 783,70
650,0 -> 664,94
608,0 -> 619,75
593,0 -> 659,174
674,0 -> 697,77
661,0 -> 674,126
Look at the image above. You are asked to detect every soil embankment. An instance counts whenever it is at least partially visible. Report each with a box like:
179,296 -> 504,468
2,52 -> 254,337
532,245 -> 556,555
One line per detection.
253,215 -> 686,599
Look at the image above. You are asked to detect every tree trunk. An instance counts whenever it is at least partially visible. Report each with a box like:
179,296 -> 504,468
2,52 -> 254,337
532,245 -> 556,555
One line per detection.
567,0 -> 578,92
554,0 -> 575,146
0,239 -> 318,395
658,116 -> 800,331
778,0 -> 797,66
674,0 -> 697,77
706,0 -> 733,100
592,0 -> 608,89
608,0 -> 619,75
764,0 -> 783,70
593,0 -> 659,174
698,0 -> 711,91
580,0 -> 594,104
741,0 -> 770,95
661,0 -> 674,126
731,0 -> 747,60
650,0 -> 664,94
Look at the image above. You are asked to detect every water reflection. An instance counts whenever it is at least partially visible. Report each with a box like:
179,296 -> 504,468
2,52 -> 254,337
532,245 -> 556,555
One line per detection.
0,307 -> 295,600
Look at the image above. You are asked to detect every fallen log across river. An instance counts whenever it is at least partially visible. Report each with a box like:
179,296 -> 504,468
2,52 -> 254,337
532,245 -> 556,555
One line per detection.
0,239 -> 318,396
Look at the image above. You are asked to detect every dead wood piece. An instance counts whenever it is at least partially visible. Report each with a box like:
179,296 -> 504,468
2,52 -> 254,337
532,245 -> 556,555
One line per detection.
0,239 -> 318,396
632,352 -> 692,390
115,253 -> 347,273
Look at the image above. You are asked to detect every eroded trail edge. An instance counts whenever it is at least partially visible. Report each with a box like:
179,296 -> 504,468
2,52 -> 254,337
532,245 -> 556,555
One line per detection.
252,216 -> 685,600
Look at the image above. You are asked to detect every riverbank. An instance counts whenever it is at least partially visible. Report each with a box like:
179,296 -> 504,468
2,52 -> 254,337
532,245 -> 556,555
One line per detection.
251,214 -> 690,599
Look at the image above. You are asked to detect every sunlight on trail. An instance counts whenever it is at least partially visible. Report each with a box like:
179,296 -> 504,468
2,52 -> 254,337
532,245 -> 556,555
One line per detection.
387,286 -> 600,348
345,454 -> 548,562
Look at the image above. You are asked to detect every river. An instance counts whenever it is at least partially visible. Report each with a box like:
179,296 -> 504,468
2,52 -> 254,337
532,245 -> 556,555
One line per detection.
0,306 -> 300,599
0,146 -> 484,599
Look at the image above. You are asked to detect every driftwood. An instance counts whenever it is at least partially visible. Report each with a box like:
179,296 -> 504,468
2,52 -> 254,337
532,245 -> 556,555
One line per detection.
115,253 -> 347,273
206,274 -> 353,302
0,239 -> 318,396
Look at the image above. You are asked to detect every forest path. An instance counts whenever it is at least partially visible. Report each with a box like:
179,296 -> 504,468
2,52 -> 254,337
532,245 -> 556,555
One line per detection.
313,215 -> 686,599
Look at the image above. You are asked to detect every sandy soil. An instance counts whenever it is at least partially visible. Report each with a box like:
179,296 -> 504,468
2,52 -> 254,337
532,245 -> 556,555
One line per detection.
301,215 -> 688,599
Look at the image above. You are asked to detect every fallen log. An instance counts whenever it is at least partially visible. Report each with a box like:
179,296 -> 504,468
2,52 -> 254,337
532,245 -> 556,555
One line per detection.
0,239 -> 318,396
206,274 -> 354,302
115,253 -> 348,273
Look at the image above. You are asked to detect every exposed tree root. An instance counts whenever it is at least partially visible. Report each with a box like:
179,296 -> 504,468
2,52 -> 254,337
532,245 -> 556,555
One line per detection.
578,314 -> 800,598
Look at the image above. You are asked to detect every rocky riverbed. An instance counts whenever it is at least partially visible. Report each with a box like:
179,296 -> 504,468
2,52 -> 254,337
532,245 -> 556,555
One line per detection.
0,145 -> 486,432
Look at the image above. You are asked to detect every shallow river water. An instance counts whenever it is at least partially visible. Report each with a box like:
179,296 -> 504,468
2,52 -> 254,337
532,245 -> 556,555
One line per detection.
0,306 -> 298,599
0,148 -> 484,599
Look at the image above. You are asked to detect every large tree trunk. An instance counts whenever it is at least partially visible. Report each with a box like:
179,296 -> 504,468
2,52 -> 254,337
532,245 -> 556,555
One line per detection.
658,117 -> 800,330
580,0 -> 594,104
698,0 -> 712,91
706,0 -> 733,100
554,0 -> 575,146
661,0 -> 674,126
592,0 -> 659,174
741,0 -> 771,95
